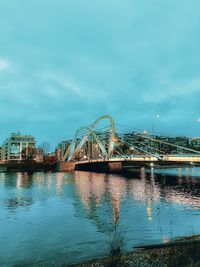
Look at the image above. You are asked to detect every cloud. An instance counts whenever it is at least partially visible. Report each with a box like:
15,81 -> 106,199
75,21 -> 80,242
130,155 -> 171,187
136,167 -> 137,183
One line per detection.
143,75 -> 200,104
0,59 -> 11,71
1,0 -> 200,146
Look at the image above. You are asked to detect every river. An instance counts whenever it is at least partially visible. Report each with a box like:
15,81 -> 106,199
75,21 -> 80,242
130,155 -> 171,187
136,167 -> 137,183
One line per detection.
0,167 -> 200,266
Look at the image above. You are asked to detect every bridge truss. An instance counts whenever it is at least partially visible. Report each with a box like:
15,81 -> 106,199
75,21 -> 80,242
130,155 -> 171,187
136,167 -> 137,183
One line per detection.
62,115 -> 116,161
61,115 -> 200,162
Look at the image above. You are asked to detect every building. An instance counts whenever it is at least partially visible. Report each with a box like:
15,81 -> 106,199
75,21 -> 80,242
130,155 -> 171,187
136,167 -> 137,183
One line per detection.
45,152 -> 57,163
190,137 -> 200,150
119,132 -> 192,155
1,133 -> 36,162
56,140 -> 72,160
34,148 -> 44,163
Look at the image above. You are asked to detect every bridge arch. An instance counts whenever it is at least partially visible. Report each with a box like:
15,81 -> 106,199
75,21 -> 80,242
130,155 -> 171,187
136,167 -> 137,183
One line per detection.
92,115 -> 115,158
62,115 -> 116,161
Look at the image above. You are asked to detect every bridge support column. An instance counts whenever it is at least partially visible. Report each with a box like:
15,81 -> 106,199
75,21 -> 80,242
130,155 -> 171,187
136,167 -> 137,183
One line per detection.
108,162 -> 122,172
57,161 -> 75,172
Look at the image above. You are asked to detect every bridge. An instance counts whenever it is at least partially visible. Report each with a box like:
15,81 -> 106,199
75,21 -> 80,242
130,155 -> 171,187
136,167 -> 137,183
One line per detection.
57,115 -> 200,172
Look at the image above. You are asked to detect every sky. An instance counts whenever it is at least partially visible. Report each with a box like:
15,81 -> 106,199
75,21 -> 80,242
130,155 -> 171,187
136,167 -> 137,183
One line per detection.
0,0 -> 200,149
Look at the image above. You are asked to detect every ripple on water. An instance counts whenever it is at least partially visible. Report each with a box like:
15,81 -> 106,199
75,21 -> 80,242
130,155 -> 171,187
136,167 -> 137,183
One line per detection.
1,169 -> 200,266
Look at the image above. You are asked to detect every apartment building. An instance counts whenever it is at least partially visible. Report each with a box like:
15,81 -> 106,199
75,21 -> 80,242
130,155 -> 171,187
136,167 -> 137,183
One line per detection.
1,133 -> 36,161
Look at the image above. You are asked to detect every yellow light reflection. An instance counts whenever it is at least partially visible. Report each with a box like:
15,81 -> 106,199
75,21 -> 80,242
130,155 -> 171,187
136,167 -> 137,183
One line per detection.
75,172 -> 92,210
56,173 -> 64,196
108,176 -> 127,224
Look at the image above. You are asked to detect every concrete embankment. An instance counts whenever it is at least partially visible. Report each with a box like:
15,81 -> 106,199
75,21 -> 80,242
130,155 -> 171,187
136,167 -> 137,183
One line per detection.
68,235 -> 200,267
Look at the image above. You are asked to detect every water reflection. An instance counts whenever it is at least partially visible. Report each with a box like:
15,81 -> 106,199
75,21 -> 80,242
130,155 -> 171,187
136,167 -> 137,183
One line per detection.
1,169 -> 200,219
75,173 -> 94,210
108,175 -> 127,223
90,172 -> 106,205
1,168 -> 200,266
73,168 -> 200,228
0,172 -> 6,186
56,172 -> 64,196
47,172 -> 51,190
127,171 -> 160,202
3,197 -> 33,213
37,173 -> 45,190
16,172 -> 33,188
74,173 -> 128,224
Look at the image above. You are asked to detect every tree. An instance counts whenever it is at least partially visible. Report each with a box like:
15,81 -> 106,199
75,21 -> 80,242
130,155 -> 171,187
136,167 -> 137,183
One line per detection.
39,142 -> 50,156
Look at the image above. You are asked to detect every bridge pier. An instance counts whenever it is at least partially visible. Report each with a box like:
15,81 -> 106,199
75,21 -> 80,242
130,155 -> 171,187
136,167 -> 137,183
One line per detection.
75,161 -> 123,173
57,161 -> 75,172
108,162 -> 122,172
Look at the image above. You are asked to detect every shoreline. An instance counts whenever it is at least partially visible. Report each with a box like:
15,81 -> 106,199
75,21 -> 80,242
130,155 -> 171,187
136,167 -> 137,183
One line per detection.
68,235 -> 200,267
0,160 -> 57,173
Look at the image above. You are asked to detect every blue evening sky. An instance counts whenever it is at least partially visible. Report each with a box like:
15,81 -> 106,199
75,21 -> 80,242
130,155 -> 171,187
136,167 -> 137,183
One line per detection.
0,0 -> 200,148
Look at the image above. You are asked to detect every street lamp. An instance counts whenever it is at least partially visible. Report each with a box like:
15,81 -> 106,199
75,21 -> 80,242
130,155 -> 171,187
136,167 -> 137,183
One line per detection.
152,115 -> 160,154
152,114 -> 160,137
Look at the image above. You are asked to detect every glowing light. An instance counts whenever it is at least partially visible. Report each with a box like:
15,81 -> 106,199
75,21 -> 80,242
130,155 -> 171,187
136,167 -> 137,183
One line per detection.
147,206 -> 152,221
163,237 -> 170,244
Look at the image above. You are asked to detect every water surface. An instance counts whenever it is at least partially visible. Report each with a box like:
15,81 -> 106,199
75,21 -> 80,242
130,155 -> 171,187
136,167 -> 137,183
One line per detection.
1,168 -> 200,266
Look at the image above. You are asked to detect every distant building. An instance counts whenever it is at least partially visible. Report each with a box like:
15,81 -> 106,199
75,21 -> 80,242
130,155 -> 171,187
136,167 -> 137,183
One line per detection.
1,133 -> 36,161
190,137 -> 200,150
34,148 -> 44,163
0,147 -> 2,162
45,152 -> 57,163
120,133 -> 192,155
55,147 -> 62,161
56,140 -> 72,160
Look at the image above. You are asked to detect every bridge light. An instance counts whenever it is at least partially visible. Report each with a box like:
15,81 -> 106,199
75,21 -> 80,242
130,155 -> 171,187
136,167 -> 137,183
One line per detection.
150,162 -> 154,167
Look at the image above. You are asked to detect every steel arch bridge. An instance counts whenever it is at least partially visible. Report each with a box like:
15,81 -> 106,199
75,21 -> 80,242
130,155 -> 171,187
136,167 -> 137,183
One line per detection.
62,115 -> 116,162
60,115 -> 200,170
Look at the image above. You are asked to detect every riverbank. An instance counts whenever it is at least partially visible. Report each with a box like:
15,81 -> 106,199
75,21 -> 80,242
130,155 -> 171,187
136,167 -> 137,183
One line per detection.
68,235 -> 200,267
0,160 -> 57,172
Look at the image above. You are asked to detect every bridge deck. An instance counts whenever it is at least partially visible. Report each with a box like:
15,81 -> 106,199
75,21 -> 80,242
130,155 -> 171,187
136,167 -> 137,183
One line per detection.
75,154 -> 200,164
